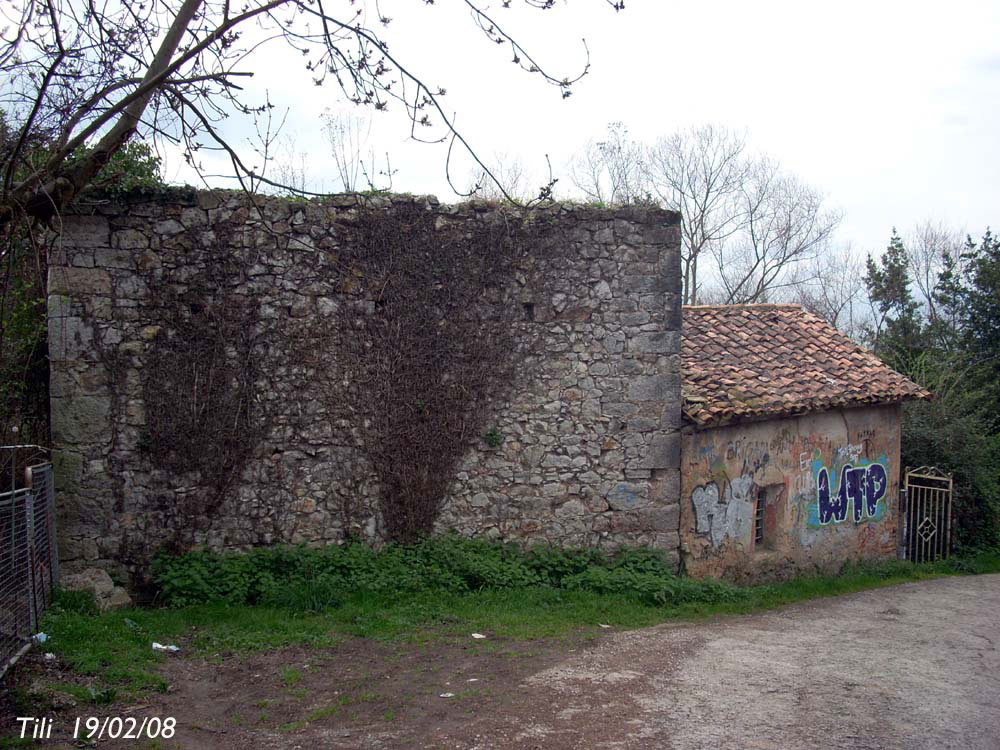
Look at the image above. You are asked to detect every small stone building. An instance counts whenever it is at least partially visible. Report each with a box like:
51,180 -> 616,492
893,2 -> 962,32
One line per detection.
679,304 -> 929,580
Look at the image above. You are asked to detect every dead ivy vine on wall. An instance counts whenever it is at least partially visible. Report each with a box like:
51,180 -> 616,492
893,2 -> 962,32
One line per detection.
315,202 -> 553,543
141,224 -> 271,548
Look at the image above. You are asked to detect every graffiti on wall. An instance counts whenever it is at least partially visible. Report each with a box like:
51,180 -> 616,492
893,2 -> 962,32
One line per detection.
691,474 -> 755,548
812,455 -> 889,526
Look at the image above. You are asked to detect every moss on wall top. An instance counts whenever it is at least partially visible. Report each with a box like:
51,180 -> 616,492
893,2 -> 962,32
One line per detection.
71,186 -> 680,228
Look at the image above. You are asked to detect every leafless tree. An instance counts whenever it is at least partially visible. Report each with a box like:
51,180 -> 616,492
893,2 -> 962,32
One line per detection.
568,122 -> 646,205
0,0 -> 623,229
568,123 -> 840,306
465,152 -> 531,202
270,134 -> 311,196
321,109 -> 395,193
644,124 -> 748,304
714,159 -> 841,304
904,220 -> 965,323
791,244 -> 867,340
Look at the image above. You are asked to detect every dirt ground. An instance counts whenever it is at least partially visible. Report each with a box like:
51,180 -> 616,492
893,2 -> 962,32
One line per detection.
4,574 -> 999,749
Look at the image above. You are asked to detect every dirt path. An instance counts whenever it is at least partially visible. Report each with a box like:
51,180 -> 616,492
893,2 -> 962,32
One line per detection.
6,575 -> 999,749
452,573 -> 1000,750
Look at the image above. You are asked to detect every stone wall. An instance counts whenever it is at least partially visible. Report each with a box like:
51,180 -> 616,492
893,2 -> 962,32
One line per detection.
48,189 -> 683,581
679,404 -> 902,581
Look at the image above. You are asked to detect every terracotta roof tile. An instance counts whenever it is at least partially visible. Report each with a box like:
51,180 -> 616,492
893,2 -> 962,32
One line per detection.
682,304 -> 930,427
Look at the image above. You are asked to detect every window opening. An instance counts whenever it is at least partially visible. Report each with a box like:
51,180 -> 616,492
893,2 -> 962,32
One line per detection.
754,488 -> 766,547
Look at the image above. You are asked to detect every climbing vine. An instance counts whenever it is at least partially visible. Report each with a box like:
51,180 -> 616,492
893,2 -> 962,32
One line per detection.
141,225 -> 270,545
316,201 -> 552,542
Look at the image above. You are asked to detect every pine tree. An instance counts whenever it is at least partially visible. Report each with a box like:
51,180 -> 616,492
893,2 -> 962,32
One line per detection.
964,230 -> 1000,369
864,230 -> 924,364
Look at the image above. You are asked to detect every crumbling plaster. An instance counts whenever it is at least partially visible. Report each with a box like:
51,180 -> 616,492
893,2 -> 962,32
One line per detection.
680,404 -> 902,580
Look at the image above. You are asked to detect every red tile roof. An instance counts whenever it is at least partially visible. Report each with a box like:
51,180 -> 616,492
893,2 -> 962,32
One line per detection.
682,304 -> 930,427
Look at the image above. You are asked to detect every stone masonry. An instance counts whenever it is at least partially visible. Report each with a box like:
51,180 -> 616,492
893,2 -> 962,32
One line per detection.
48,189 -> 683,581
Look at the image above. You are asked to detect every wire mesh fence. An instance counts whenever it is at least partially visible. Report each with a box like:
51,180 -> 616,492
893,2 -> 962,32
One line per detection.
1,448 -> 57,678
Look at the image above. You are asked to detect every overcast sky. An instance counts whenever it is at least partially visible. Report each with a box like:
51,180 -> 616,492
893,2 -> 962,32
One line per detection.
163,0 -> 1000,256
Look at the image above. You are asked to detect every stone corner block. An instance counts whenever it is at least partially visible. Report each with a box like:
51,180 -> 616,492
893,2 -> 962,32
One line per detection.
52,450 -> 84,493
637,504 -> 680,534
50,394 -> 112,445
629,331 -> 680,355
606,482 -> 650,511
638,432 -> 681,470
60,567 -> 133,611
627,374 -> 680,402
59,215 -> 109,249
48,266 -> 112,297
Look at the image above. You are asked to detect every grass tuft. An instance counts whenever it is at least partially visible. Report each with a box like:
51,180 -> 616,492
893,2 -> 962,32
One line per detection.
34,540 -> 1000,701
280,666 -> 303,688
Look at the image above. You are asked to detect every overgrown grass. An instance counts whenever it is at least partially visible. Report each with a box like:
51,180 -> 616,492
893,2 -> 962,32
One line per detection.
34,539 -> 1000,702
153,535 -> 711,609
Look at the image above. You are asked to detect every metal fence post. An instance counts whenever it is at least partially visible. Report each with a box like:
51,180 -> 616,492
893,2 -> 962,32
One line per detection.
1,452 -> 57,679
899,486 -> 908,561
25,490 -> 37,633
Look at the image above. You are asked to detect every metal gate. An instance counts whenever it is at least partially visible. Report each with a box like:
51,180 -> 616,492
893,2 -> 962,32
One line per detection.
903,466 -> 953,563
1,451 -> 58,678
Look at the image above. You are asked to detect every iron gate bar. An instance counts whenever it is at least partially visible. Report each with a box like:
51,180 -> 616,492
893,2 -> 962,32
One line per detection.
903,466 -> 953,563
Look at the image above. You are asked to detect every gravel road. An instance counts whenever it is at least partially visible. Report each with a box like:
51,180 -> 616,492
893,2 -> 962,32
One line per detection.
456,574 -> 1000,750
12,575 -> 996,749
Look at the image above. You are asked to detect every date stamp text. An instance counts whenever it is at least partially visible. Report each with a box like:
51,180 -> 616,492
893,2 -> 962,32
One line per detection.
16,715 -> 177,740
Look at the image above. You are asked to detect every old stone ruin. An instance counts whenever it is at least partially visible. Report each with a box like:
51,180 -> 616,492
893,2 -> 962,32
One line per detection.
48,189 -> 684,584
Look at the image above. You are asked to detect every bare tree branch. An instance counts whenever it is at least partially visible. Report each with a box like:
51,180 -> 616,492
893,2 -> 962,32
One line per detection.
905,220 -> 965,323
715,159 -> 841,304
791,243 -> 867,340
568,122 -> 645,206
1,0 -> 619,225
465,151 -> 530,202
644,124 -> 748,304
569,122 -> 841,306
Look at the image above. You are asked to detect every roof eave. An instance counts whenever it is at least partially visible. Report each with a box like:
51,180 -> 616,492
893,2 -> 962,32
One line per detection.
682,391 -> 931,430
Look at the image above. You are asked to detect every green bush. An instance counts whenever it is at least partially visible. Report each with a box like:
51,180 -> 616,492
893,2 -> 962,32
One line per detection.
155,535 -> 999,614
898,352 -> 1000,551
154,535 -> 695,609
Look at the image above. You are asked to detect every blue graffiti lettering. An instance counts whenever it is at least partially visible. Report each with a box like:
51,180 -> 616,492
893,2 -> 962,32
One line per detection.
817,467 -> 848,524
846,466 -> 867,522
865,463 -> 887,516
816,460 -> 889,526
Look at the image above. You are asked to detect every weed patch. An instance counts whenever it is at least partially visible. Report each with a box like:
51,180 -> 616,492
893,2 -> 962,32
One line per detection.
33,539 -> 1000,701
154,535 -> 681,608
280,667 -> 303,688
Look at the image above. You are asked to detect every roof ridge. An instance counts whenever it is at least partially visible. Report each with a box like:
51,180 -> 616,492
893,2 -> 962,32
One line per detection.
683,303 -> 803,310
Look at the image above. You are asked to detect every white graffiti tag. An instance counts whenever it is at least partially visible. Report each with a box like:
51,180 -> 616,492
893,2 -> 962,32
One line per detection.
691,475 -> 756,548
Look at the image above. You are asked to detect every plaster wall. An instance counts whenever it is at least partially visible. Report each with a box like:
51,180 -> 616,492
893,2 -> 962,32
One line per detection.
680,404 -> 902,580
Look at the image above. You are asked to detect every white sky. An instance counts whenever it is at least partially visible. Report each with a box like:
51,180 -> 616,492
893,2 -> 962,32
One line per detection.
162,0 -> 1000,255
